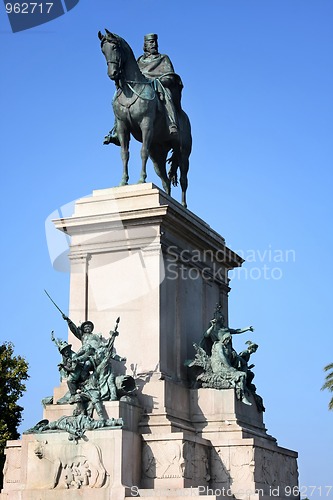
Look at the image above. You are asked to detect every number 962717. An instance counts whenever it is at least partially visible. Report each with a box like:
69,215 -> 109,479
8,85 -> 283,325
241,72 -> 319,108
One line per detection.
5,3 -> 54,14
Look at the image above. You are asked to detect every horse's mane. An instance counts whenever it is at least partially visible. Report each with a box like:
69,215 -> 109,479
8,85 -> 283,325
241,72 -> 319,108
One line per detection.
114,35 -> 136,62
101,32 -> 137,66
110,33 -> 146,81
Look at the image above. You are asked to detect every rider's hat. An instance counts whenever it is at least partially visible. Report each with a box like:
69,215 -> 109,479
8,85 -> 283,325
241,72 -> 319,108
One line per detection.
81,321 -> 94,332
144,33 -> 158,41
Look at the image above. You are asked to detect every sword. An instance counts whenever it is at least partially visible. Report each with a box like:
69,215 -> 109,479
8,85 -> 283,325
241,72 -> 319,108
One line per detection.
44,289 -> 67,318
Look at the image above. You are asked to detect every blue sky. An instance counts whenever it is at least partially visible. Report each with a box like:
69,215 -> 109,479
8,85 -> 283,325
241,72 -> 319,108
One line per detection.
1,0 -> 333,496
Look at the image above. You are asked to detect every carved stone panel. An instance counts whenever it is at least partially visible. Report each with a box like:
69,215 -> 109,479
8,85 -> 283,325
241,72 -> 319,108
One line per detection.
254,447 -> 299,495
142,441 -> 184,480
3,443 -> 22,489
26,438 -> 108,489
141,434 -> 211,488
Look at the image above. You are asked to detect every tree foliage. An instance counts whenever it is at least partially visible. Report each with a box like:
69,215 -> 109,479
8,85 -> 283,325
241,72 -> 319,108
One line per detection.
321,362 -> 333,411
0,341 -> 29,488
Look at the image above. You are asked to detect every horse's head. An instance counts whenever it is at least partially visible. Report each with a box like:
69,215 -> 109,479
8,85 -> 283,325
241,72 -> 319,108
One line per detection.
98,29 -> 124,83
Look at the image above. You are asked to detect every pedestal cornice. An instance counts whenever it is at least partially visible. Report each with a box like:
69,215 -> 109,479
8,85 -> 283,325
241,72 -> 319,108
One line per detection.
53,183 -> 243,270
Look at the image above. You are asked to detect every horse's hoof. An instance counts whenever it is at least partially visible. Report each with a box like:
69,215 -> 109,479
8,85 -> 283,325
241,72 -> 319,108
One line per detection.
119,180 -> 129,186
137,178 -> 146,184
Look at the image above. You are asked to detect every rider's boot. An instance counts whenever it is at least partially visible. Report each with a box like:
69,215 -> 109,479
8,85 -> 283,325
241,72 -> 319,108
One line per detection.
164,90 -> 179,138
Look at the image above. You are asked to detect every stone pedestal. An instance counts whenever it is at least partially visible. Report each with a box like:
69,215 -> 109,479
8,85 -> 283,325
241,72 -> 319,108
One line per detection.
52,183 -> 245,433
53,184 -> 242,385
1,184 -> 298,500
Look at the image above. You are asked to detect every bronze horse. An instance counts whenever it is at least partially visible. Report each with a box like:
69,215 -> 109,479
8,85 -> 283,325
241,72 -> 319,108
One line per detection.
98,30 -> 192,208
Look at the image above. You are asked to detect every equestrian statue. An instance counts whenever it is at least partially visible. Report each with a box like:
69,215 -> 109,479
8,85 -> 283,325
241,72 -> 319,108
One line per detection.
98,30 -> 192,208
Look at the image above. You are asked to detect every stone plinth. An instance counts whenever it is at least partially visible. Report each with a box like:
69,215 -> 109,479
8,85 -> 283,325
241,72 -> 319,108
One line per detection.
43,398 -> 142,433
1,428 -> 140,499
190,388 -> 271,439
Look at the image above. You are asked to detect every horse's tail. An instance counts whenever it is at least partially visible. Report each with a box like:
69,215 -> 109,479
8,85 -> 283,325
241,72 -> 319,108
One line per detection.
167,149 -> 180,186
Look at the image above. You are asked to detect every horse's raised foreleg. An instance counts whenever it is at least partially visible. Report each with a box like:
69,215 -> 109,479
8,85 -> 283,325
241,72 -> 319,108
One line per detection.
118,124 -> 130,186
